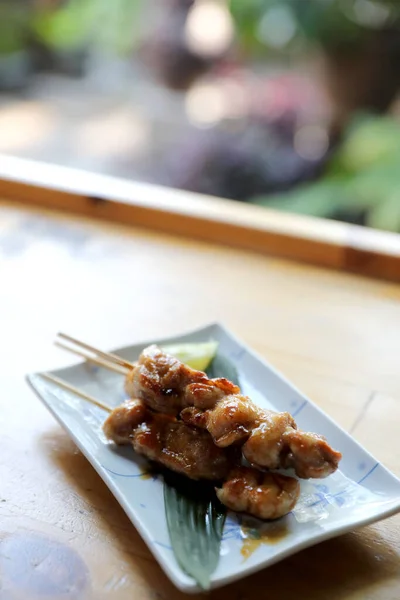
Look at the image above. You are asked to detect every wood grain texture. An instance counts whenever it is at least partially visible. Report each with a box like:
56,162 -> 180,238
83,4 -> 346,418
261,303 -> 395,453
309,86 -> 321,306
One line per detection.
1,154 -> 400,281
0,200 -> 400,600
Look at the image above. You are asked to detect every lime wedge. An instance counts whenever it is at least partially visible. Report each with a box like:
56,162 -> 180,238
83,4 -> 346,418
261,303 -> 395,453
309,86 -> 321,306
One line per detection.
162,341 -> 219,371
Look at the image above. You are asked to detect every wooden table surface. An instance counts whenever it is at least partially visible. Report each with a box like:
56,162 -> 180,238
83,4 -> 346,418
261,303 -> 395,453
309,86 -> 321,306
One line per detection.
1,199 -> 400,600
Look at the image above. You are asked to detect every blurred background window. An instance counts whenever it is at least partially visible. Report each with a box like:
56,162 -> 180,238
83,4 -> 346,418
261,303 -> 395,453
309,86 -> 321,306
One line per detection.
1,0 -> 400,232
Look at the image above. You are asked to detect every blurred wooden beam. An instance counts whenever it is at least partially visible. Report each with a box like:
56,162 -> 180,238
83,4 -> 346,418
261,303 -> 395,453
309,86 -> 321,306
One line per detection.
0,154 -> 399,281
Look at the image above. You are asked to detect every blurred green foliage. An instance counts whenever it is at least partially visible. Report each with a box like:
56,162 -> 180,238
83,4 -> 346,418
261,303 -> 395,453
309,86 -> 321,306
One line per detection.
33,0 -> 143,53
253,114 -> 400,232
0,0 -> 143,56
229,0 -> 400,55
0,5 -> 30,54
32,0 -> 95,51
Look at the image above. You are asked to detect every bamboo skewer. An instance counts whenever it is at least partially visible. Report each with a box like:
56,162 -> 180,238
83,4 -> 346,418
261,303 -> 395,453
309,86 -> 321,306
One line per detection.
40,372 -> 112,413
57,332 -> 135,370
55,340 -> 129,376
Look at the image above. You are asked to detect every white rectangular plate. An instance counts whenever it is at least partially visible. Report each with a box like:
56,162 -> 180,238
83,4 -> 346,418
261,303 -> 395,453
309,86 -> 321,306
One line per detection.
28,323 -> 400,593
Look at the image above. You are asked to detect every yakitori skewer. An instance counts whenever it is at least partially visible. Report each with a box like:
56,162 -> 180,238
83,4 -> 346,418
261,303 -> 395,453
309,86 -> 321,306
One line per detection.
57,332 -> 134,370
40,372 -> 300,519
41,372 -> 113,412
54,337 -> 341,479
55,340 -> 129,375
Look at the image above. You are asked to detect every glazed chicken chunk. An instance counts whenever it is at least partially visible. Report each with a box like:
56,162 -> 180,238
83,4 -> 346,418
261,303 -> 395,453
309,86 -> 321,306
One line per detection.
216,467 -> 300,520
125,344 -> 239,414
103,399 -> 238,480
182,400 -> 341,479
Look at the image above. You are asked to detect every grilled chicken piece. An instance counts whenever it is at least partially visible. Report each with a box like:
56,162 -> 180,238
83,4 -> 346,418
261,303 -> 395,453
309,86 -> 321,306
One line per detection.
103,398 -> 147,444
103,399 -> 238,480
124,344 -> 238,414
216,466 -> 300,520
182,400 -> 341,479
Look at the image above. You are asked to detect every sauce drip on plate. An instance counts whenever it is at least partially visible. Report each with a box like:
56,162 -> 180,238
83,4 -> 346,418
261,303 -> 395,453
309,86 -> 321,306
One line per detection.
241,518 -> 289,560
